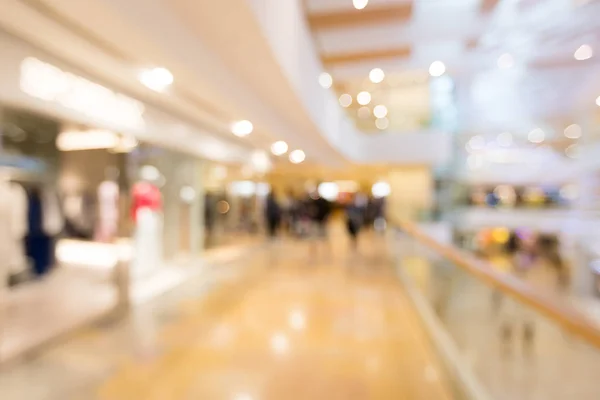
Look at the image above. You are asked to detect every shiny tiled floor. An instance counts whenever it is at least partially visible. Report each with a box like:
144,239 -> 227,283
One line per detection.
0,227 -> 455,399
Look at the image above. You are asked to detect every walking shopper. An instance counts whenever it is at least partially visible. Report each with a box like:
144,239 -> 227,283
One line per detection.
265,192 -> 281,238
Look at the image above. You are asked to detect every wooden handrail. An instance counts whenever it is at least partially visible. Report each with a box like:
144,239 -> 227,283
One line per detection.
395,219 -> 600,350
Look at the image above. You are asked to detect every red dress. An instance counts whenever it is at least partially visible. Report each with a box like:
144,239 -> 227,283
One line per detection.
131,182 -> 162,221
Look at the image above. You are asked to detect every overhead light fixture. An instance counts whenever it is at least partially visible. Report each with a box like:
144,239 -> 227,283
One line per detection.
318,72 -> 333,88
231,120 -> 253,137
369,68 -> 385,83
357,91 -> 371,105
358,106 -> 371,119
564,124 -> 582,139
289,149 -> 305,164
56,129 -> 120,151
375,117 -> 389,130
139,67 -> 174,92
339,93 -> 352,107
429,61 -> 446,77
528,128 -> 545,144
496,132 -> 513,147
497,53 -> 514,69
353,0 -> 369,10
373,105 -> 388,118
596,95 -> 600,106
574,44 -> 593,61
270,140 -> 288,156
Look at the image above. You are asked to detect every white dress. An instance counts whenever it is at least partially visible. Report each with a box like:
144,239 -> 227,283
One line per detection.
0,181 -> 28,280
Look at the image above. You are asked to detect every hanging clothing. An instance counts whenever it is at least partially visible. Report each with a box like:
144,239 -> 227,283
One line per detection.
26,188 -> 54,276
0,181 -> 29,279
9,183 -> 28,275
42,187 -> 64,237
95,180 -> 119,242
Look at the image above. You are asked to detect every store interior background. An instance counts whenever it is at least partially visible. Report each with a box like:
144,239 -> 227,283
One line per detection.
1,6 -> 600,399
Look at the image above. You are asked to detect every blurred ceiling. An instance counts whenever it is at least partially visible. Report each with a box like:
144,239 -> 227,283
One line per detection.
305,0 -> 600,133
0,0 -> 347,166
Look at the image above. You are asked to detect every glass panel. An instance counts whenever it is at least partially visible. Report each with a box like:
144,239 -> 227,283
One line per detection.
395,230 -> 600,400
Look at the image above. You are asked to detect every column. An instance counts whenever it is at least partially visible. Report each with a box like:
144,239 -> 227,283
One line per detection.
386,166 -> 434,223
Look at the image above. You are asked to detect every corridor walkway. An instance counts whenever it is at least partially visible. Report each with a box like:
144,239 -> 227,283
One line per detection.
0,227 -> 455,399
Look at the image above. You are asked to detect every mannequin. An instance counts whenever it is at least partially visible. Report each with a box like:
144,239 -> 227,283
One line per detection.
95,168 -> 120,242
0,172 -> 29,284
0,172 -> 13,287
130,166 -> 163,280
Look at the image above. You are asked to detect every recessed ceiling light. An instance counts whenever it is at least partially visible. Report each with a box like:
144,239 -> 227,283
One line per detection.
497,53 -> 514,69
564,124 -> 582,139
528,128 -> 545,144
565,144 -> 580,159
375,117 -> 389,130
318,72 -> 333,88
574,44 -> 593,61
429,61 -> 446,77
369,68 -> 385,83
289,149 -> 305,164
353,0 -> 369,10
497,132 -> 513,147
373,105 -> 388,118
358,106 -> 371,119
339,93 -> 352,107
357,91 -> 371,105
231,120 -> 253,137
466,135 -> 485,152
270,141 -> 288,156
139,67 -> 174,92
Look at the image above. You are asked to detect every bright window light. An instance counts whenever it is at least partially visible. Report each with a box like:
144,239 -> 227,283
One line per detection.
369,68 -> 385,83
319,72 -> 333,88
231,120 -> 253,137
289,149 -> 306,164
271,140 -> 288,156
429,61 -> 446,77
139,67 -> 174,92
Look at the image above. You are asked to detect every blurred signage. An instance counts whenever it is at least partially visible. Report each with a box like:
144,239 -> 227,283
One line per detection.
19,57 -> 145,131
0,154 -> 46,171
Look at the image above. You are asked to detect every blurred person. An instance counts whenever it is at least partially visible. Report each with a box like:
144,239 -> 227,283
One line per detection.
346,193 -> 366,250
498,231 -> 536,351
307,191 -> 332,259
280,189 -> 296,235
538,234 -> 569,290
264,192 -> 281,238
